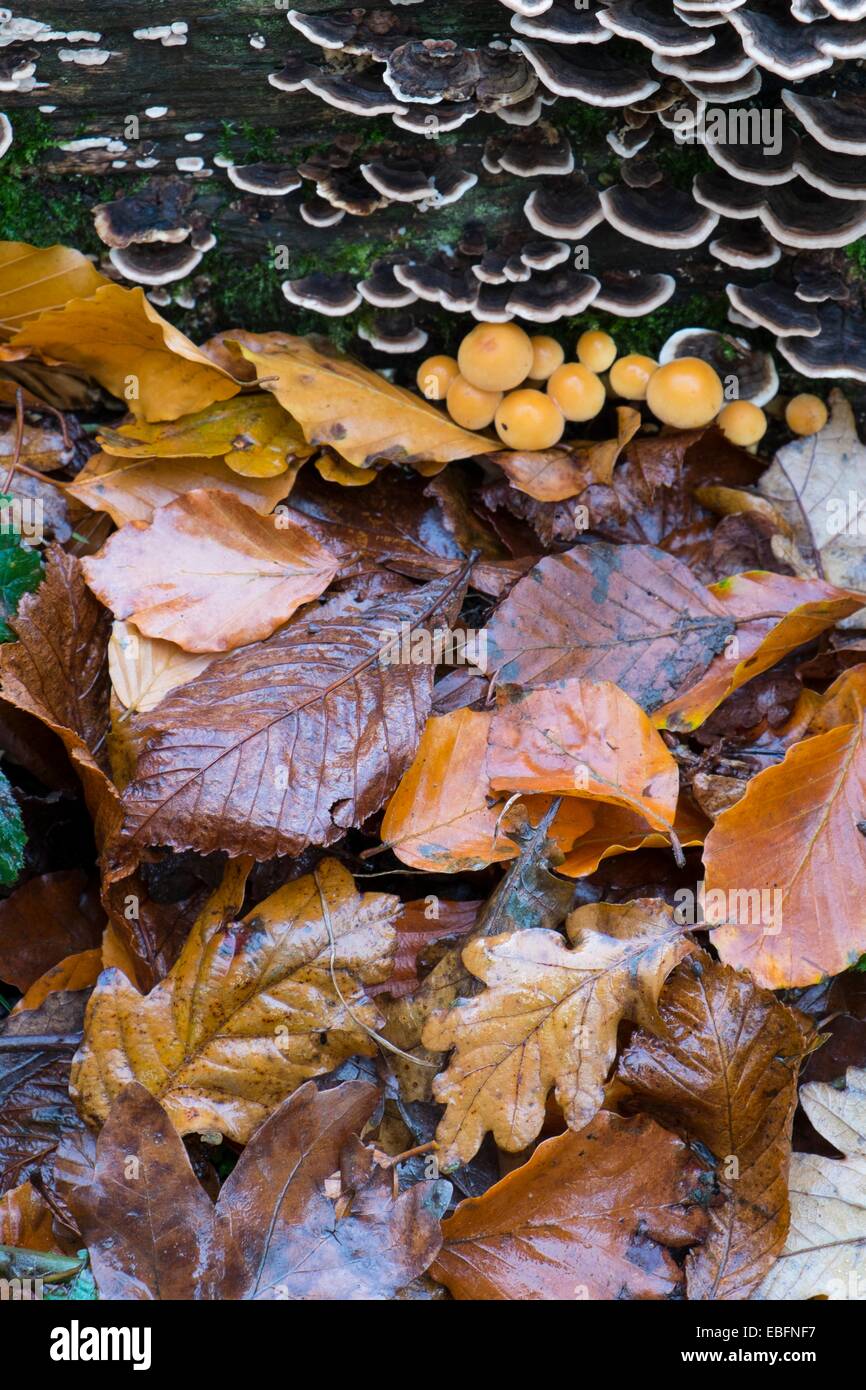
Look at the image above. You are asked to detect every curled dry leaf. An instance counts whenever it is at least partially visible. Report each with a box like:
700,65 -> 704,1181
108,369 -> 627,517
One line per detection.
619,954 -> 814,1300
0,241 -> 108,338
487,679 -> 679,831
705,723 -> 866,988
67,450 -> 293,528
97,393 -> 315,480
109,620 -> 214,715
10,284 -> 240,423
69,1080 -> 444,1300
756,1067 -> 866,1300
422,898 -> 693,1168
82,490 -> 341,653
432,1110 -> 707,1301
70,858 -> 398,1142
488,406 -> 641,503
237,333 -> 496,470
559,799 -> 708,879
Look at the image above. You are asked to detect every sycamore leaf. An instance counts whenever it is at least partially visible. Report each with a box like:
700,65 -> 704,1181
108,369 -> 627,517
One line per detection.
488,406 -> 640,503
0,767 -> 24,887
68,1080 -> 444,1300
97,393 -> 315,480
432,1111 -> 707,1300
422,898 -> 693,1167
237,333 -> 496,469
705,723 -> 866,987
756,1066 -> 866,1300
0,241 -> 108,338
67,449 -> 292,528
108,620 -> 214,715
112,569 -> 467,867
619,954 -> 814,1300
82,490 -> 340,653
10,284 -> 240,423
487,679 -> 679,831
70,858 -> 398,1142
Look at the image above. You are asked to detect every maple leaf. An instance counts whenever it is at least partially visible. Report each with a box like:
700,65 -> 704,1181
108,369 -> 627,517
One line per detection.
619,953 -> 815,1300
756,1066 -> 866,1300
422,898 -> 693,1167
111,567 -> 468,866
82,490 -> 341,653
70,858 -> 399,1141
68,1080 -> 445,1300
432,1111 -> 707,1300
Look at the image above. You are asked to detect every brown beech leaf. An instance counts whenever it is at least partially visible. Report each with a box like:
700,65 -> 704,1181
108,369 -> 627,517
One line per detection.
112,567 -> 467,868
487,679 -> 679,831
0,1180 -> 57,1252
484,542 -> 735,711
70,858 -> 398,1141
489,406 -> 641,502
422,898 -> 693,1167
618,954 -> 814,1300
10,284 -> 240,423
705,724 -> 866,988
0,241 -> 108,338
369,898 -> 481,1000
83,490 -> 341,653
432,1110 -> 707,1300
0,868 -> 103,992
238,333 -> 496,469
67,450 -> 293,528
70,1079 -> 443,1299
97,393 -> 315,480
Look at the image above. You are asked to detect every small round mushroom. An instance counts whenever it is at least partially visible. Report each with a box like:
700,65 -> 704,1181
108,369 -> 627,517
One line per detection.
717,401 -> 768,448
609,354 -> 658,402
659,328 -> 779,407
495,388 -> 565,449
786,394 -> 829,435
529,334 -> 564,380
646,358 -> 724,429
458,322 -> 534,392
547,362 -> 605,422
577,330 -> 617,373
446,375 -> 502,429
416,355 -> 459,401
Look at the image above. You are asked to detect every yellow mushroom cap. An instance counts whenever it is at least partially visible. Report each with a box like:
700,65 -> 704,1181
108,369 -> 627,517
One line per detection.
609,354 -> 658,402
577,330 -> 617,373
457,323 -> 534,392
785,393 -> 828,436
529,335 -> 565,382
416,355 -> 459,402
546,362 -> 606,423
446,375 -> 502,430
494,388 -> 565,450
717,400 -> 767,448
646,357 -> 724,429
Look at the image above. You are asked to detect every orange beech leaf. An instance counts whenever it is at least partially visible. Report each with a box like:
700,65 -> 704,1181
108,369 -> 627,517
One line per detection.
10,284 -> 240,422
619,954 -> 814,1300
237,333 -> 496,469
807,662 -> 866,735
0,241 -> 108,338
432,1111 -> 707,1300
487,679 -> 679,831
82,490 -> 341,653
705,723 -> 866,987
67,450 -> 293,528
558,798 -> 708,878
656,571 -> 863,732
97,393 -> 314,480
70,858 -> 398,1142
0,868 -> 103,992
423,898 -> 693,1166
488,406 -> 641,502
13,949 -> 103,1014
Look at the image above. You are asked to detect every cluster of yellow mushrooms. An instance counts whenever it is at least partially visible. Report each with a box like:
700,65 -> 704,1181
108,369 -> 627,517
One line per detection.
416,323 -> 828,452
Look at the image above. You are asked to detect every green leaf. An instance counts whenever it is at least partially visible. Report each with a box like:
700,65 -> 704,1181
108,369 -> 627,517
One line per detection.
0,492 -> 43,641
0,768 -> 25,887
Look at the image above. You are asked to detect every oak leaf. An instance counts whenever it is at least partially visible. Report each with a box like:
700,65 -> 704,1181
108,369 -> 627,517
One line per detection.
618,954 -> 814,1299
70,858 -> 398,1141
67,449 -> 292,528
422,898 -> 693,1166
432,1111 -> 707,1300
82,490 -> 340,653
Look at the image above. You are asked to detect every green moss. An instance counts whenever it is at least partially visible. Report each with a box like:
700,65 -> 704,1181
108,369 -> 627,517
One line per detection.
1,111 -> 58,171
571,291 -> 733,360
217,120 -> 280,163
847,239 -> 866,276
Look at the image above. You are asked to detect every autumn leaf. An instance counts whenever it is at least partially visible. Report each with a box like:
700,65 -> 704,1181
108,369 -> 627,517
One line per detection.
705,723 -> 866,987
558,798 -> 708,878
112,568 -> 467,867
488,405 -> 640,503
422,898 -> 693,1167
0,1180 -> 58,1252
14,949 -> 103,1014
237,333 -> 496,469
487,679 -> 679,831
97,393 -> 315,480
0,241 -> 107,338
82,490 -> 341,653
10,284 -> 240,423
0,869 -> 103,992
68,1079 -> 444,1300
619,954 -> 814,1300
70,858 -> 398,1141
369,898 -> 481,1000
756,1066 -> 866,1300
432,1111 -> 707,1300
108,619 -> 214,715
